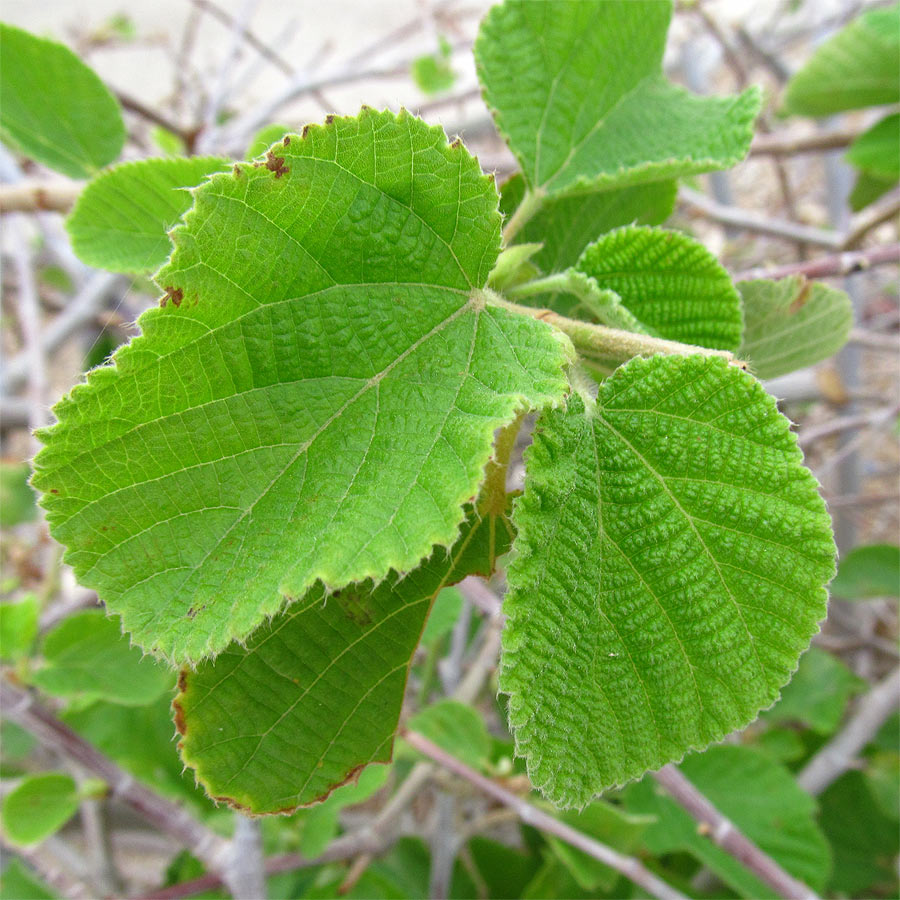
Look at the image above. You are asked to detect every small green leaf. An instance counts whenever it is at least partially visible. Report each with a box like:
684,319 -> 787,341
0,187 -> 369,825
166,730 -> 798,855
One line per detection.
864,751 -> 900,822
0,24 -> 125,178
626,746 -> 832,897
0,594 -> 39,662
738,277 -> 853,380
29,610 -> 174,706
406,700 -> 491,770
762,647 -> 865,735
782,4 -> 900,116
0,463 -> 37,527
1,773 -> 80,847
151,126 -> 186,157
33,110 -> 571,663
420,586 -> 463,644
849,169 -> 897,212
66,157 -> 229,273
845,113 -> 900,180
412,38 -> 456,95
831,543 -> 900,600
0,858 -> 56,900
476,1 -> 759,198
575,226 -> 743,351
503,355 -> 835,807
175,501 -> 511,814
245,124 -> 291,160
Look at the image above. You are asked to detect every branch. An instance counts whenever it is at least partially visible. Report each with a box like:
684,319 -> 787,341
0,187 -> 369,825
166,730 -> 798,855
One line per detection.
798,404 -> 900,447
842,192 -> 900,250
404,730 -> 687,900
115,91 -> 197,148
1,836 -> 95,900
749,126 -> 863,157
0,679 -> 232,875
224,815 -> 265,900
652,765 -> 818,900
733,243 -> 900,281
797,665 -> 900,795
0,180 -> 82,213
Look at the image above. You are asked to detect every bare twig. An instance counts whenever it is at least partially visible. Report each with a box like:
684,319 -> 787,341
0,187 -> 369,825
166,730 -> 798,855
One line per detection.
848,328 -> 900,352
116,91 -> 196,148
842,192 -> 900,249
798,665 -> 900,795
653,765 -> 818,900
750,126 -> 864,157
734,243 -> 900,281
826,491 -> 898,508
799,404 -> 900,447
1,837 -> 94,900
0,180 -> 82,213
225,815 -> 266,900
404,731 -> 687,900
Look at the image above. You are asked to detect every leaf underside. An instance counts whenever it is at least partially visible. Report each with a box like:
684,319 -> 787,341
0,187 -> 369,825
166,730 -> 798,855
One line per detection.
176,500 -> 513,814
32,110 -> 571,663
502,355 -> 835,808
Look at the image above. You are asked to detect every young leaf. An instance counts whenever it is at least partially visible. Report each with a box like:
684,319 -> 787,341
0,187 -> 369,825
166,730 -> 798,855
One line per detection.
33,110 -> 571,663
499,173 -> 676,274
625,746 -> 832,896
0,462 -> 37,527
66,157 -> 229,273
849,169 -> 897,212
782,4 -> 900,117
476,1 -> 759,198
405,700 -> 491,770
738,277 -> 853,380
502,355 -> 835,808
0,24 -> 125,179
29,609 -> 174,706
830,543 -> 900,600
175,500 -> 513,814
0,594 -> 39,663
845,113 -> 900,181
1,773 -> 80,847
575,226 -> 743,351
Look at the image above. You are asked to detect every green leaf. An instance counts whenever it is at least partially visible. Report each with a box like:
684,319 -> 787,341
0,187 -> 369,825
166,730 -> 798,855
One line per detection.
782,4 -> 900,116
575,226 -> 743,351
0,24 -> 125,179
1,773 -> 80,847
175,501 -> 512,814
0,594 -> 39,663
626,746 -> 831,897
831,543 -> 900,600
66,157 -> 229,273
33,109 -> 571,663
412,38 -> 456,95
0,858 -> 56,900
499,173 -> 676,274
476,1 -> 759,198
246,124 -> 291,160
849,168 -> 897,212
845,113 -> 900,180
761,647 -> 865,735
420,586 -> 463,644
738,277 -> 853,380
0,463 -> 37,527
29,610 -> 174,706
406,700 -> 491,770
502,355 -> 835,807
864,751 -> 900,822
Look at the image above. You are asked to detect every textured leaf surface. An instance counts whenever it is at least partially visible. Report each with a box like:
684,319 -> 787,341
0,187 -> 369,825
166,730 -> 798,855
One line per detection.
175,502 -> 512,814
66,157 -> 229,273
845,113 -> 900,180
29,610 -> 174,706
499,173 -> 676,273
0,24 -> 125,178
1,774 -> 79,847
782,4 -> 900,116
33,110 -> 571,662
575,226 -> 743,351
738,277 -> 853,380
502,355 -> 835,807
625,746 -> 831,896
476,0 -> 759,197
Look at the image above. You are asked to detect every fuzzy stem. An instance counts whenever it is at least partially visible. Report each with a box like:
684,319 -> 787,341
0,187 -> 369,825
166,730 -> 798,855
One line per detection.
501,187 -> 544,245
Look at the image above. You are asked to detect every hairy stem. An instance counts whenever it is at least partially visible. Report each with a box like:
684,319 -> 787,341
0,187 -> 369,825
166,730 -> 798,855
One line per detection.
501,187 -> 544,245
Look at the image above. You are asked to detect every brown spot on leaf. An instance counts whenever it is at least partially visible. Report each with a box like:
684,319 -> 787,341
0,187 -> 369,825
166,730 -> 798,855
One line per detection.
450,138 -> 461,149
301,124 -> 310,138
325,114 -> 335,125
177,670 -> 188,693
233,164 -> 242,177
50,489 -> 59,494
282,135 -> 290,146
265,150 -> 289,178
173,698 -> 187,735
161,286 -> 183,308
789,278 -> 812,314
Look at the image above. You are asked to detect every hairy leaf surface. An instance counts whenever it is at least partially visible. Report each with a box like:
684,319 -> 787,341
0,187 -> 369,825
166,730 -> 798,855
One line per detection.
575,226 -> 743,351
176,501 -> 512,814
738,277 -> 853,380
782,4 -> 900,116
33,110 -> 571,662
502,355 -> 835,807
476,1 -> 759,198
66,157 -> 229,273
0,24 -> 125,179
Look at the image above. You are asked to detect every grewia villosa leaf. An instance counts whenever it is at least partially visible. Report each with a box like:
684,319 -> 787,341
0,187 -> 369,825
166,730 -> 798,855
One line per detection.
738,277 -> 853,380
32,110 -> 571,663
0,24 -> 125,179
175,500 -> 513,814
66,157 -> 229,273
575,226 -> 743,351
502,355 -> 835,807
476,0 -> 760,200
782,4 -> 900,117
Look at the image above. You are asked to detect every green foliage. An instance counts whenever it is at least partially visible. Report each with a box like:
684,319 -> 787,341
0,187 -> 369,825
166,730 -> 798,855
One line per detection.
419,587 -> 463,644
502,355 -> 834,807
34,109 -> 571,664
246,124 -> 291,159
626,747 -> 831,897
0,594 -> 39,662
476,1 -> 759,198
738,277 -> 854,380
412,37 -> 456,95
66,157 -> 229,273
1,773 -> 80,847
29,609 -> 174,705
0,23 -> 125,178
830,543 -> 900,599
0,859 -> 55,900
782,4 -> 900,116
406,700 -> 491,770
0,462 -> 37,527
845,113 -> 900,181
